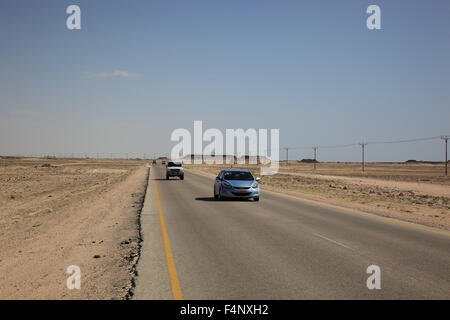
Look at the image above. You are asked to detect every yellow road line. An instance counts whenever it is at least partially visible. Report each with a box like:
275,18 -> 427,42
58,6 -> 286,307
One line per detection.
154,180 -> 183,300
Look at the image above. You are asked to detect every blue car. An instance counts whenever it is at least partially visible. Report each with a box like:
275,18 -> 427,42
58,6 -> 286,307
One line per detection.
213,169 -> 260,201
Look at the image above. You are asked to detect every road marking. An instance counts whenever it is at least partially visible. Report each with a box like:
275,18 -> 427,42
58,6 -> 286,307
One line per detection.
313,233 -> 354,251
154,180 -> 183,300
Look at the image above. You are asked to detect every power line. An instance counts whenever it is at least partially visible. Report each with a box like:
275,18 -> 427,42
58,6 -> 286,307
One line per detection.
284,135 -> 446,150
282,134 -> 449,175
366,136 -> 442,145
319,143 -> 358,149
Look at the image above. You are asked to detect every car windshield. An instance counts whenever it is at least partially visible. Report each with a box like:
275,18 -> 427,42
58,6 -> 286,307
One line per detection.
168,162 -> 182,167
223,171 -> 253,181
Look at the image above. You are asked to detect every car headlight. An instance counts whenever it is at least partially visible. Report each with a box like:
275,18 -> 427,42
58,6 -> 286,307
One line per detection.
252,182 -> 258,188
223,181 -> 233,188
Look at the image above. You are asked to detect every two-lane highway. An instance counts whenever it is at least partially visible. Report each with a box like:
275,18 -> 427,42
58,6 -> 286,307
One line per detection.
134,164 -> 450,299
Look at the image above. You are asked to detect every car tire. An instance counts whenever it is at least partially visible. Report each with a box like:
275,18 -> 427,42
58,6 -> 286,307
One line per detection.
180,175 -> 184,180
254,197 -> 260,202
166,175 -> 169,180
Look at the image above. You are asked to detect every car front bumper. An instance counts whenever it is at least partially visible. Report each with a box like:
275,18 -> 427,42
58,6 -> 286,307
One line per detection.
167,170 -> 183,176
220,187 -> 260,199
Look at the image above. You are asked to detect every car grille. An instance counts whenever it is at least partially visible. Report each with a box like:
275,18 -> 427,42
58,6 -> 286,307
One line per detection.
232,191 -> 251,196
234,186 -> 250,189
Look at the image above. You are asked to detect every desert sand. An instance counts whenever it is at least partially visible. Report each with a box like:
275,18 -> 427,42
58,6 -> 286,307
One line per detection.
0,158 -> 148,299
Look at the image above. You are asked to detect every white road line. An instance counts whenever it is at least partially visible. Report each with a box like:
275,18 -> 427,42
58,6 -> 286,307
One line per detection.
313,233 -> 354,251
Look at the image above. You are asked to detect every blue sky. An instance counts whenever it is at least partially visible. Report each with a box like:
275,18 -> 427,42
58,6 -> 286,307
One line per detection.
0,0 -> 449,161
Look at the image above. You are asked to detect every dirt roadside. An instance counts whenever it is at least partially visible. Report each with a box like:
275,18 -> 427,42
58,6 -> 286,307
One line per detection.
280,171 -> 450,198
0,159 -> 149,299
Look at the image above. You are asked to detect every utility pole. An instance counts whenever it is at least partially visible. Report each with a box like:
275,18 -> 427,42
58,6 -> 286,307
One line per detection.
284,147 -> 289,166
312,146 -> 318,170
442,136 -> 449,176
359,143 -> 368,172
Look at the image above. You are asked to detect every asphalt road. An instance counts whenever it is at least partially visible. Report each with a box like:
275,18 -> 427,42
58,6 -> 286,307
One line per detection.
134,164 -> 450,299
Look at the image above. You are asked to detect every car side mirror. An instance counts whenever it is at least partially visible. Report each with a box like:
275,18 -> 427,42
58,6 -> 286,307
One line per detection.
216,176 -> 221,181
255,177 -> 261,181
